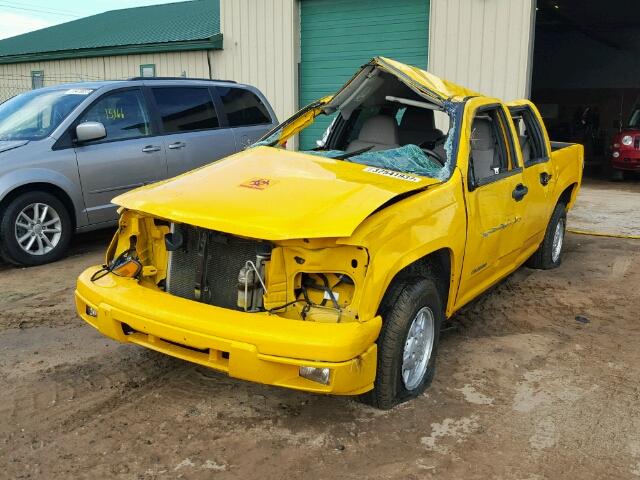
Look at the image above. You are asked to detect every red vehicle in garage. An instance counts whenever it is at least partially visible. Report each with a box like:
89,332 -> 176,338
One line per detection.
610,108 -> 640,180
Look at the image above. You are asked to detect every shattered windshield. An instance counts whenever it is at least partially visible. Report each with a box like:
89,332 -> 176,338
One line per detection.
252,68 -> 457,181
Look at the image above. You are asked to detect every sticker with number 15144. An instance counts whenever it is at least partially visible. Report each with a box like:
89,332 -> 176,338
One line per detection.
105,107 -> 125,120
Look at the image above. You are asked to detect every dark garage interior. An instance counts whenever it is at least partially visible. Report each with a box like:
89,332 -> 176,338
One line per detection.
531,0 -> 640,177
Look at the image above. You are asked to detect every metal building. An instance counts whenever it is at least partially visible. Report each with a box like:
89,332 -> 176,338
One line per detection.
211,0 -> 535,144
0,0 -> 536,127
0,0 -> 223,102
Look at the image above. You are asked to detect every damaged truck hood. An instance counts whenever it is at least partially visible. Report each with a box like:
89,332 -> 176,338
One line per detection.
114,147 -> 441,240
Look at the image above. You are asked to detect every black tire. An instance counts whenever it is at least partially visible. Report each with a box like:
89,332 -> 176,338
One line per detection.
361,276 -> 443,410
610,168 -> 625,181
526,202 -> 567,270
0,191 -> 73,266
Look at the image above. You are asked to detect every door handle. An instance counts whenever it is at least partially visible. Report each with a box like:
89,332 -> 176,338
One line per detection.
168,141 -> 186,150
512,183 -> 528,202
142,145 -> 161,153
540,172 -> 553,186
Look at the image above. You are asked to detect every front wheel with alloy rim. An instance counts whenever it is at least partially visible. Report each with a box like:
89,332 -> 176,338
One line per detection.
526,201 -> 567,270
361,276 -> 443,410
0,191 -> 72,266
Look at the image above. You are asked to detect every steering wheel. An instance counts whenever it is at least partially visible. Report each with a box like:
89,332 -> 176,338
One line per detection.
420,148 -> 445,166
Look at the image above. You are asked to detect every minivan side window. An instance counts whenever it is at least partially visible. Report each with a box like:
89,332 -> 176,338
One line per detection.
217,87 -> 271,127
78,89 -> 151,142
152,87 -> 219,133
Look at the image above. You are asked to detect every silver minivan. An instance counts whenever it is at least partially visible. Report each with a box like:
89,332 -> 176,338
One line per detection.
0,78 -> 277,266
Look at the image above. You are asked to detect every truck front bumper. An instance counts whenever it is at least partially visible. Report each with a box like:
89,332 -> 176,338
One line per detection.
75,267 -> 380,395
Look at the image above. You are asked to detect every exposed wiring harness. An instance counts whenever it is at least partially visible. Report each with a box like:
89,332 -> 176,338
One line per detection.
90,249 -> 139,282
267,273 -> 348,322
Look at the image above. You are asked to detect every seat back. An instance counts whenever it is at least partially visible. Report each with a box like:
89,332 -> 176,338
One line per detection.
347,115 -> 400,152
398,107 -> 443,146
470,118 -> 496,180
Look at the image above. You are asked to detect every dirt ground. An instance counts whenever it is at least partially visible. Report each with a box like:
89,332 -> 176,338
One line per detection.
1,180 -> 639,479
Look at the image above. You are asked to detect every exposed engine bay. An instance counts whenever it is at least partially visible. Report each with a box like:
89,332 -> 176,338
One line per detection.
159,222 -> 365,323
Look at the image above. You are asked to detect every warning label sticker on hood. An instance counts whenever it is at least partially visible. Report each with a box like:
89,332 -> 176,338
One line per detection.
240,178 -> 277,190
362,166 -> 422,182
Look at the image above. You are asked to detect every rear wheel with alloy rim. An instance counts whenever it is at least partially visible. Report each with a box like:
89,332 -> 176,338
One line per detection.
361,276 -> 443,410
526,201 -> 567,270
0,191 -> 72,266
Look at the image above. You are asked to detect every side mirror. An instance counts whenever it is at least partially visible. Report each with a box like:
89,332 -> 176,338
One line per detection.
76,122 -> 106,143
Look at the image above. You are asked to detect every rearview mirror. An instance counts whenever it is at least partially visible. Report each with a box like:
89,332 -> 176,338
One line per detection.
76,122 -> 106,143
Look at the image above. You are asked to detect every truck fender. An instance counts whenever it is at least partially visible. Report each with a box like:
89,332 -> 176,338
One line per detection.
359,237 -> 463,322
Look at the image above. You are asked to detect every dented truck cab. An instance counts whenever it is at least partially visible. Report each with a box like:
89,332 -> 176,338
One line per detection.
76,57 -> 583,409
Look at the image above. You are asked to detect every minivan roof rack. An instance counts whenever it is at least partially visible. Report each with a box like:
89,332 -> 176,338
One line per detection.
126,76 -> 237,83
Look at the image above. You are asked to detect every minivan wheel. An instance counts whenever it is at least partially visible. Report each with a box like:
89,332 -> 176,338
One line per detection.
361,276 -> 443,410
0,191 -> 72,266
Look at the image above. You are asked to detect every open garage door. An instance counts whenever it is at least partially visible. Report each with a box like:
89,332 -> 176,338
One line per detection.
299,0 -> 429,150
531,0 -> 640,179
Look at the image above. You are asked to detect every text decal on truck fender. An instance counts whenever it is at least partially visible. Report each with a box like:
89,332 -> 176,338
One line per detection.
363,166 -> 422,183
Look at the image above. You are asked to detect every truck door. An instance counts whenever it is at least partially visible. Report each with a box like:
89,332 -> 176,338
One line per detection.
456,103 -> 528,308
508,103 -> 556,249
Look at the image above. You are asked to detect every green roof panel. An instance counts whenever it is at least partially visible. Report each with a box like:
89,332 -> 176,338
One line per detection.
0,0 -> 221,64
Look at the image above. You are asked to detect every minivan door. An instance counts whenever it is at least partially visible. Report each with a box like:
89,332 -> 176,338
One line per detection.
74,88 -> 166,224
215,85 -> 276,150
150,86 -> 237,177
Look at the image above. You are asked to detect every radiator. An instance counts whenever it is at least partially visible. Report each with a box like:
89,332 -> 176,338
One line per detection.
166,224 -> 263,310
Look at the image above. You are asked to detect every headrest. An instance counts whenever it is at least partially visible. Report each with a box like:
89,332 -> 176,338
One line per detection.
470,119 -> 494,151
399,107 -> 435,130
358,115 -> 399,145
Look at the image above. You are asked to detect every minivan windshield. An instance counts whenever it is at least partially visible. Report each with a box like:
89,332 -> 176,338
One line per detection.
0,88 -> 93,141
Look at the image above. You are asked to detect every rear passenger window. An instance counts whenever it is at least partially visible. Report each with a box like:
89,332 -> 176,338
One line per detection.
217,87 -> 271,127
510,107 -> 548,166
152,87 -> 219,133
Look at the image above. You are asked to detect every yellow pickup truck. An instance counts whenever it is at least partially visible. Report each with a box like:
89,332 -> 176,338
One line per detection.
76,57 -> 583,409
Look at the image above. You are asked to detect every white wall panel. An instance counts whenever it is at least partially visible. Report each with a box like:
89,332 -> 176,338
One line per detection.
210,0 -> 299,123
0,51 -> 212,101
429,0 -> 535,101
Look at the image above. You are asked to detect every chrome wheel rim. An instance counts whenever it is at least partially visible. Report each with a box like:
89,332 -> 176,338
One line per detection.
551,218 -> 565,263
14,203 -> 62,256
402,306 -> 435,390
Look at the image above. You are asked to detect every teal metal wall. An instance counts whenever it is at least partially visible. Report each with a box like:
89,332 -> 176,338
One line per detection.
299,0 -> 429,149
